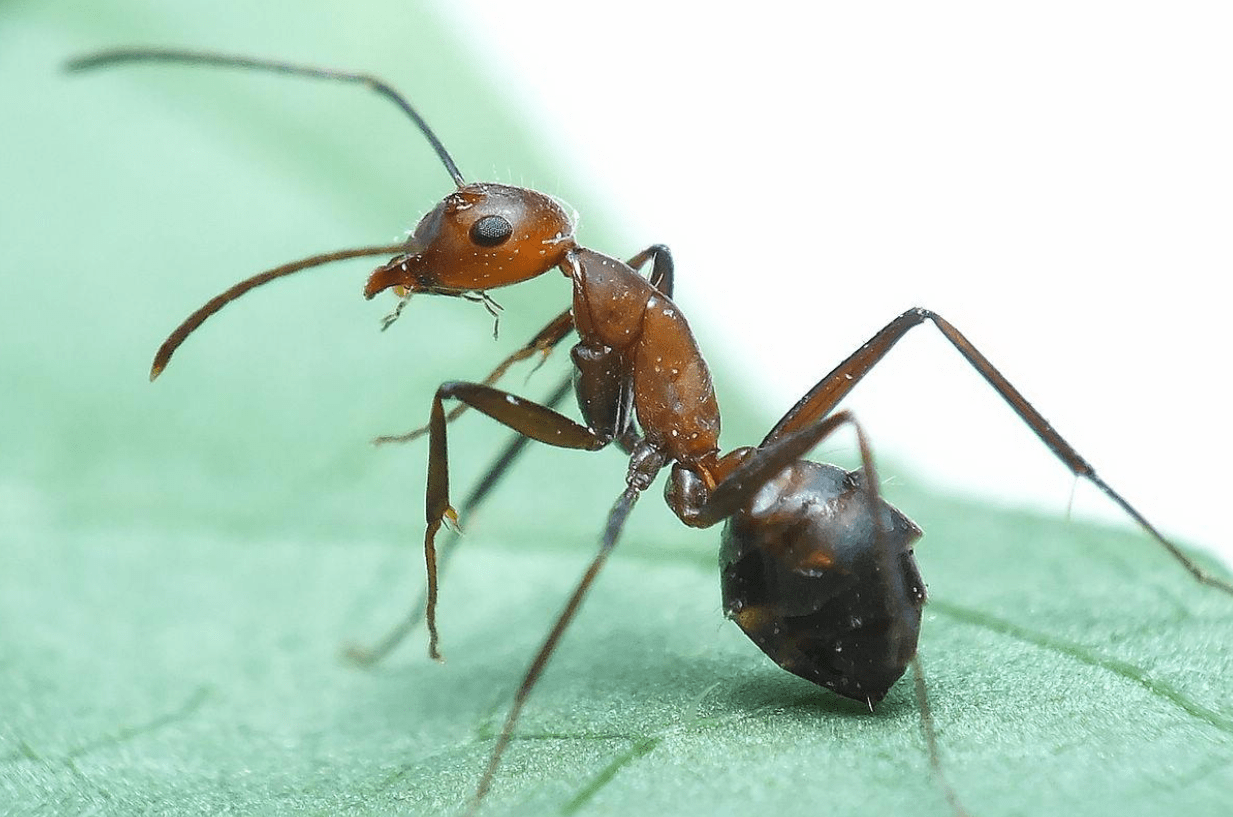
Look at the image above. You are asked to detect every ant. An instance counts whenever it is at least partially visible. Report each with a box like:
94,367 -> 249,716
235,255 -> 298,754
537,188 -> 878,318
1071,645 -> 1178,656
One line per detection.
68,47 -> 1233,815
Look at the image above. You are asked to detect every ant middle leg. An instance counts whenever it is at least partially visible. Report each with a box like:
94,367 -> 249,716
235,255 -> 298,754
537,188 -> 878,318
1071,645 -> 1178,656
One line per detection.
467,440 -> 666,815
764,306 -> 1232,594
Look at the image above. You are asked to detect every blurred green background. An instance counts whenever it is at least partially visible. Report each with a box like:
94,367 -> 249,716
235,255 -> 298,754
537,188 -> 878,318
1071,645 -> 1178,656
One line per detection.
2,2 -> 1232,816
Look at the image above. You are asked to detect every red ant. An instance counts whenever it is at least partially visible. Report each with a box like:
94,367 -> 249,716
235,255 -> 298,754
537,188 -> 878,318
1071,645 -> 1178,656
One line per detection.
68,47 -> 1233,815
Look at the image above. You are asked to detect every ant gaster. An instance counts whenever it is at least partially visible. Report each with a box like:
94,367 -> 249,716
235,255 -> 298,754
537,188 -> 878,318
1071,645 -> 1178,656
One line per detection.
69,47 -> 1233,814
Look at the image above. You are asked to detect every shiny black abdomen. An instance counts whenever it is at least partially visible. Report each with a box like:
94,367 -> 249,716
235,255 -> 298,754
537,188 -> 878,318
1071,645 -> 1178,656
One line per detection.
720,461 -> 926,705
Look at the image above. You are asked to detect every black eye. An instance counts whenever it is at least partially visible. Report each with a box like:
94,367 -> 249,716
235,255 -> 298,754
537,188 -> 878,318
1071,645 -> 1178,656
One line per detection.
469,214 -> 513,247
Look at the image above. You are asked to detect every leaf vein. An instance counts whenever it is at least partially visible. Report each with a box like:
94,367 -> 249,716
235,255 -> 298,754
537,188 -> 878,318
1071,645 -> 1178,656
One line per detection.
930,600 -> 1233,735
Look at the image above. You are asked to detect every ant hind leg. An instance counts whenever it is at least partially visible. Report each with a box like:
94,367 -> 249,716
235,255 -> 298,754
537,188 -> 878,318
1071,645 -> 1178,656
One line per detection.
765,307 -> 1232,594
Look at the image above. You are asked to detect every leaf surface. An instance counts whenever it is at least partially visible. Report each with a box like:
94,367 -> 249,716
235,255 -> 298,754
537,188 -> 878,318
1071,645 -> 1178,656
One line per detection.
2,3 -> 1231,817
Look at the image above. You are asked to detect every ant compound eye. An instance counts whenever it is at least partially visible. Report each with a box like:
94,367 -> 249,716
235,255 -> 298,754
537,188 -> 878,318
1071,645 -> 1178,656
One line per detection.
469,214 -> 513,247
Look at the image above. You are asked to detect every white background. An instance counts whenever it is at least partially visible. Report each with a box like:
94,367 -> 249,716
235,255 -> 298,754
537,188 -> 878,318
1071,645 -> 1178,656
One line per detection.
440,1 -> 1232,565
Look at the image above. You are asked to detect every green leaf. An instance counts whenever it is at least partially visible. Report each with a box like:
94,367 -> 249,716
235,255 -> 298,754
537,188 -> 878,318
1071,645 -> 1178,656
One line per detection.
3,3 -> 1232,817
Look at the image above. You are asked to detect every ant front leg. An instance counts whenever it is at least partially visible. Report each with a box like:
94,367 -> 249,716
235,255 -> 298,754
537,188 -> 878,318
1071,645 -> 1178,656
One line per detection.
767,307 -> 1233,594
354,252 -> 669,665
345,376 -> 576,667
419,357 -> 634,659
373,245 -> 672,445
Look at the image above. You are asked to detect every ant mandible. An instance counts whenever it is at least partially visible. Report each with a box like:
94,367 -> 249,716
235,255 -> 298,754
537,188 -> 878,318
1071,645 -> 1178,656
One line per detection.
69,47 -> 1233,814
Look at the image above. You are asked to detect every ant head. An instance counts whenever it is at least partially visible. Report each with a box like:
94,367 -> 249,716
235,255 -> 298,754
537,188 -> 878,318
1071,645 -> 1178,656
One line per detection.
70,49 -> 586,378
364,183 -> 576,299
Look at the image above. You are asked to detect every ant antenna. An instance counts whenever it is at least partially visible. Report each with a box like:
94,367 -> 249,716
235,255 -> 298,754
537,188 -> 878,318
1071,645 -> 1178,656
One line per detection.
65,47 -> 466,187
149,243 -> 410,380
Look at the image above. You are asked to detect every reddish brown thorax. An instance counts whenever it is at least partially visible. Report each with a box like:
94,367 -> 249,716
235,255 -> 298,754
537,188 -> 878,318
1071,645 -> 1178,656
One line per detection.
364,183 -> 575,299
